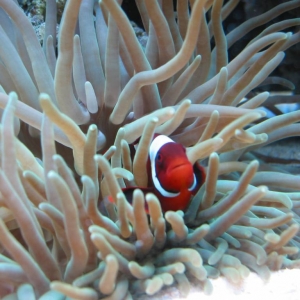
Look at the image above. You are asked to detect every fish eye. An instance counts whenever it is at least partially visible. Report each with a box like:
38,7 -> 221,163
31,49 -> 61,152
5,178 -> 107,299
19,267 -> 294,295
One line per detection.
156,153 -> 162,162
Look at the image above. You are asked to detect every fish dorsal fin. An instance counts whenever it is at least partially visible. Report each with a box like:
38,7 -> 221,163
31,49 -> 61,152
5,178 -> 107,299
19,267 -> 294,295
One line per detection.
149,135 -> 179,198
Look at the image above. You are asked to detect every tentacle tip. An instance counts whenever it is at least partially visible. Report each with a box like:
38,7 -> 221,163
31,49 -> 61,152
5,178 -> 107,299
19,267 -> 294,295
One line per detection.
94,154 -> 100,161
168,107 -> 176,116
39,93 -> 51,102
89,124 -> 97,131
258,110 -> 267,118
251,160 -> 259,167
47,170 -> 56,179
8,91 -> 18,99
210,152 -> 219,159
52,154 -> 61,161
212,110 -> 220,116
259,186 -> 269,193
38,203 -> 45,210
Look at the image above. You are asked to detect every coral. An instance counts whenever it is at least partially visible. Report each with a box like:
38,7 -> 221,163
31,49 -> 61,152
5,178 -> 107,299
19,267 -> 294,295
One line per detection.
0,0 -> 299,299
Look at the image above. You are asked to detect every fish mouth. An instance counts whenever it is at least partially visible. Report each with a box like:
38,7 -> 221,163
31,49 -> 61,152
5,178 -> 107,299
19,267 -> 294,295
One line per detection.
167,162 -> 194,180
169,162 -> 191,172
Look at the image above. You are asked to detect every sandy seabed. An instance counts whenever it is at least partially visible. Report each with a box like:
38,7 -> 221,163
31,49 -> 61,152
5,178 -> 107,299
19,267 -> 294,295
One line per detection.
189,269 -> 300,300
137,269 -> 300,300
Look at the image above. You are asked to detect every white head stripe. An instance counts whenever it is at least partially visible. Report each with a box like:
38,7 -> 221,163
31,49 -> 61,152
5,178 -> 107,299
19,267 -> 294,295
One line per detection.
149,135 -> 179,198
149,135 -> 174,162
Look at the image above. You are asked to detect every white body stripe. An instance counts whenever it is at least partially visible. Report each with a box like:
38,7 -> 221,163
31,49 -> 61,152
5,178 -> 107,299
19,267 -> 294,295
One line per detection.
188,174 -> 197,191
149,135 -> 179,198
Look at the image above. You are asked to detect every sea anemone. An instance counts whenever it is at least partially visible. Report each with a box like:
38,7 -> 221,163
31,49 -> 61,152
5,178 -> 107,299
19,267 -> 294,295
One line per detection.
0,0 -> 300,298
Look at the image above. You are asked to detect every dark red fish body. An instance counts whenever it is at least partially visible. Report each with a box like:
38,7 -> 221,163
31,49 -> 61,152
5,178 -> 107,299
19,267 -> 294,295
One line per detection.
122,134 -> 206,212
146,135 -> 205,212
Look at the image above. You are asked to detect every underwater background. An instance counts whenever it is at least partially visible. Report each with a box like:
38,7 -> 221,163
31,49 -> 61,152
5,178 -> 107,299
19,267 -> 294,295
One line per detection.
0,0 -> 299,298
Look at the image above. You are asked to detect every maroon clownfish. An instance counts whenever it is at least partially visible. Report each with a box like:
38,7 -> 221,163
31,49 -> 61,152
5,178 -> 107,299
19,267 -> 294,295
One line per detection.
120,134 -> 206,212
